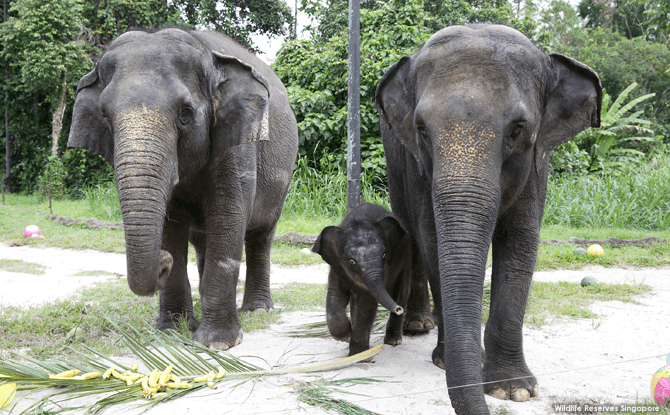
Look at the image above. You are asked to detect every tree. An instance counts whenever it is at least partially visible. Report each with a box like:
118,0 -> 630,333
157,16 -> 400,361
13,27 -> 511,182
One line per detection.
1,0 -> 91,158
537,0 -> 587,53
175,0 -> 294,50
275,0 -> 538,185
0,0 -> 295,193
567,29 -> 670,123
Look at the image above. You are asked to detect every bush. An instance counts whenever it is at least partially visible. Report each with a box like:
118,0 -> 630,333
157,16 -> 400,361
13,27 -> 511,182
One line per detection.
36,156 -> 66,201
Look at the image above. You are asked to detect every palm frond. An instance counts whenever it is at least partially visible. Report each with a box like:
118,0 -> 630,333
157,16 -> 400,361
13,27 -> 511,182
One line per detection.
289,377 -> 384,415
0,316 -> 383,414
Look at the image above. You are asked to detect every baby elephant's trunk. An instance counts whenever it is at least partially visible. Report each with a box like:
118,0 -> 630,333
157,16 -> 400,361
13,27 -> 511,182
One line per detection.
363,272 -> 404,315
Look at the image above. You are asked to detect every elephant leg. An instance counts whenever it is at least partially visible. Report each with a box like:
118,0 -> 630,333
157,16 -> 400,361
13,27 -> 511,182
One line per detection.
482,197 -> 541,401
326,269 -> 351,342
348,290 -> 378,356
192,147 -> 255,350
403,246 -> 435,333
157,211 -> 198,332
241,226 -> 275,312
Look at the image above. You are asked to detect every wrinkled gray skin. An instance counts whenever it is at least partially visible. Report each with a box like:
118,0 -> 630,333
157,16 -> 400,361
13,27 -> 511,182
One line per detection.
375,25 -> 601,414
67,29 -> 298,351
312,203 -> 412,356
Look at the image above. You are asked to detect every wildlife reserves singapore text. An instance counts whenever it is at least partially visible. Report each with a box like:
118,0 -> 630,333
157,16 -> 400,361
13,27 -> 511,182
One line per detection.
554,404 -> 661,413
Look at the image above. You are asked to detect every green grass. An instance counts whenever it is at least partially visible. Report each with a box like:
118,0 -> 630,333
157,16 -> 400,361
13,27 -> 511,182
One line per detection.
0,259 -> 46,275
481,280 -> 651,325
540,224 -> 670,240
0,278 -> 326,359
535,241 -> 670,270
523,281 -> 651,327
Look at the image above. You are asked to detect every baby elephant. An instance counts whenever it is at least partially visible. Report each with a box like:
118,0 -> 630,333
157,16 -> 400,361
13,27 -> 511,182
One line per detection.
313,203 -> 412,355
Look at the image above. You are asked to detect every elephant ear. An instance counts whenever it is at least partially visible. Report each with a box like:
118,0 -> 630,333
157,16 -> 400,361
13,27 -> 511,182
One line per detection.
376,216 -> 407,255
535,53 -> 602,175
375,56 -> 418,163
67,66 -> 115,166
312,226 -> 341,267
210,52 -> 270,154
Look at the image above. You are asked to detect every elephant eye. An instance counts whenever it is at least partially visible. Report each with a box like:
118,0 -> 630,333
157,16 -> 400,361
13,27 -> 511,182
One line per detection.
177,107 -> 194,126
510,123 -> 526,138
349,259 -> 356,266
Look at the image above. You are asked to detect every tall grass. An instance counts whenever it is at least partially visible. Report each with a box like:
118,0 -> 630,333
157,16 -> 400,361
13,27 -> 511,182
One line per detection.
84,182 -> 122,223
282,157 -> 390,220
544,162 -> 670,230
80,158 -> 390,227
79,157 -> 670,232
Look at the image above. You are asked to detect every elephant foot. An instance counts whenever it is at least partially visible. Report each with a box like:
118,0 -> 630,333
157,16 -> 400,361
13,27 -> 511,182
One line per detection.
403,311 -> 435,334
156,310 -> 199,333
348,343 -> 374,361
192,323 -> 243,351
240,297 -> 274,312
432,341 -> 445,369
482,362 -> 538,401
383,331 -> 402,346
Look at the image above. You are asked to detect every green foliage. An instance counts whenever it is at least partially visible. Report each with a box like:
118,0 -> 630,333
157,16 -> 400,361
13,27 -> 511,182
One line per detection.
0,0 -> 92,102
62,149 -> 115,198
277,0 -> 539,182
537,0 -> 586,52
575,82 -> 657,171
175,0 -> 294,50
37,156 -> 66,201
275,0 -> 434,179
558,28 -> 670,123
549,141 -> 590,176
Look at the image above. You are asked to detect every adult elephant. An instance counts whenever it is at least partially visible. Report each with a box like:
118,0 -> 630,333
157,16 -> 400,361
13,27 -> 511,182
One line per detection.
375,25 -> 601,414
68,28 -> 298,350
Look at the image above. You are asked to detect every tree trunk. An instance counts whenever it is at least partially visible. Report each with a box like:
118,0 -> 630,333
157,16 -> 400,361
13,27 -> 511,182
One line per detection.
51,69 -> 67,157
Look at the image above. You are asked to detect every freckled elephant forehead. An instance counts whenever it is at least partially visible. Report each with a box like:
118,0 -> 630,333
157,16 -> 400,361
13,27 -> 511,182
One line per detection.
431,121 -> 499,163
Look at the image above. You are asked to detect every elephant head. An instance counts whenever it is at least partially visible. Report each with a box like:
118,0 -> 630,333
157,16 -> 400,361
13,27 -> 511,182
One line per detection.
67,29 -> 270,296
313,211 -> 407,316
376,25 -> 601,413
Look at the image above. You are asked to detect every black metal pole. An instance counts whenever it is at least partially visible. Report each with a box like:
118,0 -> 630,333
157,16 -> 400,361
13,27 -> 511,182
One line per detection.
346,0 -> 360,213
294,0 -> 298,38
4,0 -> 10,193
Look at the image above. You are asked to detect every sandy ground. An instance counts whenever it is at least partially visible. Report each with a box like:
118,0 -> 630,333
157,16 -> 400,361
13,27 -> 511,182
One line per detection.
1,242 -> 669,414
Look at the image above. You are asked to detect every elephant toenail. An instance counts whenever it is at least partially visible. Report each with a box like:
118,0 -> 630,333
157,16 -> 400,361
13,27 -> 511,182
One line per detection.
233,337 -> 242,347
433,357 -> 445,370
511,388 -> 531,402
531,384 -> 539,397
488,387 -> 508,400
208,341 -> 231,351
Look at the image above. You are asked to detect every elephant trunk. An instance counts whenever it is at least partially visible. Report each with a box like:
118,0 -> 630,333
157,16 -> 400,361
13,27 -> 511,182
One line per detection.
363,271 -> 403,315
114,110 -> 178,296
433,176 -> 499,414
